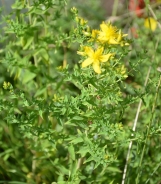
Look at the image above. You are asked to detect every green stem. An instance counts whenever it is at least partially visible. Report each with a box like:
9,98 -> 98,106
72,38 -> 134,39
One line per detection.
136,74 -> 161,184
27,0 -> 38,66
112,0 -> 119,16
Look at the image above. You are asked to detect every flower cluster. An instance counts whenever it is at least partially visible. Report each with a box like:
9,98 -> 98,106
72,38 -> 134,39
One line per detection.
75,15 -> 129,74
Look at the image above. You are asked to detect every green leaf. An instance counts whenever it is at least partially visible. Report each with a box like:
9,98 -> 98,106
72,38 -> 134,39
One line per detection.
61,107 -> 66,115
109,181 -> 114,184
30,7 -> 48,15
34,87 -> 47,97
107,166 -> 122,173
77,147 -> 89,157
34,48 -> 49,61
40,48 -> 49,61
70,161 -> 78,178
22,70 -> 36,84
70,137 -> 83,144
57,182 -> 66,184
94,161 -> 101,169
77,129 -> 82,135
72,116 -> 84,121
12,1 -> 25,9
56,165 -> 69,175
39,110 -> 43,119
23,36 -> 34,50
68,144 -> 75,160
84,155 -> 93,164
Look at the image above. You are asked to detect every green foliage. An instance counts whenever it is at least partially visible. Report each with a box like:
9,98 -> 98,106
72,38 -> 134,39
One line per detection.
0,0 -> 161,184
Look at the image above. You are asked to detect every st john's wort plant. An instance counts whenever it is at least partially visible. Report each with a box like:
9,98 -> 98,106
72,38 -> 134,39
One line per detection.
1,1 -> 161,183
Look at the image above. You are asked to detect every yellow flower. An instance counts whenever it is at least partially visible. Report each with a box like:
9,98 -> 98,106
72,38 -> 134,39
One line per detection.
90,29 -> 99,41
3,81 -> 13,92
71,7 -> 78,14
75,16 -> 88,26
77,46 -> 89,56
144,17 -> 157,31
77,46 -> 114,74
91,30 -> 99,38
3,81 -> 11,89
98,22 -> 127,45
87,29 -> 99,42
80,17 -> 87,26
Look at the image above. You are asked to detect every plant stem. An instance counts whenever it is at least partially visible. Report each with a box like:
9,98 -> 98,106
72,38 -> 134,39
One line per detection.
26,0 -> 38,66
145,161 -> 161,184
121,66 -> 151,184
136,74 -> 161,184
112,0 -> 119,16
122,39 -> 159,184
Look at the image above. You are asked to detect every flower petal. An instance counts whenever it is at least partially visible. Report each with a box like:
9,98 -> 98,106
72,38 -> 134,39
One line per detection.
100,22 -> 108,32
77,51 -> 86,56
117,31 -> 123,42
93,62 -> 101,74
95,47 -> 104,56
82,58 -> 93,68
108,38 -> 119,44
144,17 -> 157,31
85,47 -> 94,57
91,29 -> 99,38
100,53 -> 114,62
